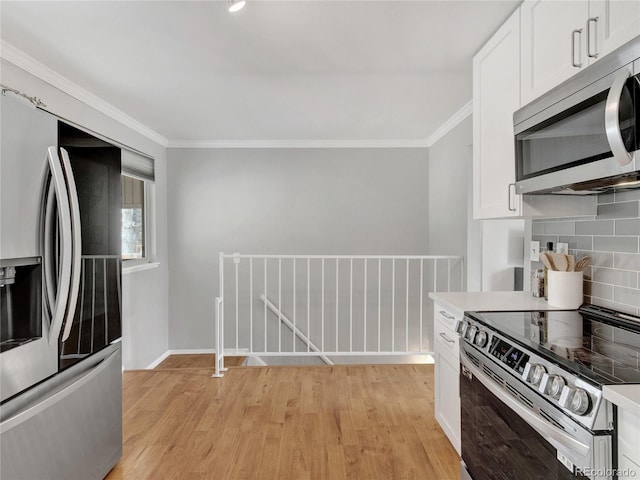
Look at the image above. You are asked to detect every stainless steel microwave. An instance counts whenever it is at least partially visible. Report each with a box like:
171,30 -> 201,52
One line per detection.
514,36 -> 640,195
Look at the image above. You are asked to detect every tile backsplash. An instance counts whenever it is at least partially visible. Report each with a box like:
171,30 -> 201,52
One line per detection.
531,190 -> 640,316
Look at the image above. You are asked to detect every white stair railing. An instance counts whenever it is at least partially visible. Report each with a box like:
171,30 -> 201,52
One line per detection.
214,253 -> 463,375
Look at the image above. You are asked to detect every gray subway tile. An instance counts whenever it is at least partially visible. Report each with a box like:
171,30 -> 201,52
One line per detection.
577,251 -> 614,268
575,220 -> 614,235
593,236 -> 639,253
533,223 -> 544,235
591,267 -> 638,288
598,193 -> 616,204
614,253 -> 640,271
596,201 -> 639,219
588,281 -> 614,300
544,222 -> 575,235
559,236 -> 594,251
614,287 -> 640,309
615,219 -> 640,235
615,190 -> 640,202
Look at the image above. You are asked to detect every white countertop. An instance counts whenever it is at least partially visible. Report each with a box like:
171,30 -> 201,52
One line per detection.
603,385 -> 640,416
428,291 -> 566,313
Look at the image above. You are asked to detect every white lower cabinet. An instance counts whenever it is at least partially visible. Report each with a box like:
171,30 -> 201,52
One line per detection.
433,303 -> 462,455
618,408 -> 640,476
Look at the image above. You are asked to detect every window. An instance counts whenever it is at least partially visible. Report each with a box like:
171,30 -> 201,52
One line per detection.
121,149 -> 154,263
121,175 -> 145,260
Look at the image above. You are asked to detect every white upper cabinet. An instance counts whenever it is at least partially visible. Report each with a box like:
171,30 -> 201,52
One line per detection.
473,9 -> 521,219
521,0 -> 590,106
589,0 -> 640,60
521,0 -> 640,106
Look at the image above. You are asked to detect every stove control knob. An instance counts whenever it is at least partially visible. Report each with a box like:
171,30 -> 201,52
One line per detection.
474,330 -> 488,348
457,321 -> 469,337
466,326 -> 478,343
525,363 -> 546,386
560,387 -> 591,415
548,375 -> 566,399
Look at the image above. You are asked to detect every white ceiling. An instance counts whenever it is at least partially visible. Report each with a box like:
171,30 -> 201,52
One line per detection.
0,0 -> 520,146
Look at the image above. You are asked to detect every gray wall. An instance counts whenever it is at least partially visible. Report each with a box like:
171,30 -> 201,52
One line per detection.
1,60 -> 170,369
529,190 -> 640,315
427,115 -> 482,290
166,147 -> 430,350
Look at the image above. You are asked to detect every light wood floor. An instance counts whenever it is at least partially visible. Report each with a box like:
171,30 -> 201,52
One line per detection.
106,355 -> 459,480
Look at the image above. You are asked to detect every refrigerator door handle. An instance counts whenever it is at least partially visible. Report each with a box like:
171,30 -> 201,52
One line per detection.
42,180 -> 57,324
0,346 -> 120,434
59,148 -> 82,343
45,147 -> 73,345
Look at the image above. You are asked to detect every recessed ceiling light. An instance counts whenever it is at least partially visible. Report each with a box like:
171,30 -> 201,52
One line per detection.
228,0 -> 246,13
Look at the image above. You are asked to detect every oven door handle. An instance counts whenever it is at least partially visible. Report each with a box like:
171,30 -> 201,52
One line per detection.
460,354 -> 590,457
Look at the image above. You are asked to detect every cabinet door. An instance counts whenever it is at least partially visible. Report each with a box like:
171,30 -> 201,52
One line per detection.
521,0 -> 589,105
434,351 -> 461,454
473,9 -> 521,219
589,0 -> 640,61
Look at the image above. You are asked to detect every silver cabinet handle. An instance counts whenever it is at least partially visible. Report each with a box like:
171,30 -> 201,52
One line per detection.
59,148 -> 82,343
439,332 -> 455,344
571,28 -> 583,68
507,183 -> 517,212
439,310 -> 455,320
605,68 -> 633,166
586,17 -> 599,58
460,352 -> 590,457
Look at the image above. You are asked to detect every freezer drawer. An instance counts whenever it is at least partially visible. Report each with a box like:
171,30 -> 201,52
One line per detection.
0,343 -> 122,480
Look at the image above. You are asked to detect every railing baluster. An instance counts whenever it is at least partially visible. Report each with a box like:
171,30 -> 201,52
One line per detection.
349,258 -> 353,354
321,258 -> 325,353
307,258 -> 311,353
249,258 -> 253,354
419,258 -> 424,352
91,258 -> 96,354
377,258 -> 381,353
104,258 -> 108,345
391,258 -> 395,353
235,256 -> 239,353
278,258 -> 282,353
292,259 -> 296,353
264,258 -> 267,352
335,259 -> 339,352
405,258 -> 409,352
77,259 -> 85,355
363,259 -> 367,353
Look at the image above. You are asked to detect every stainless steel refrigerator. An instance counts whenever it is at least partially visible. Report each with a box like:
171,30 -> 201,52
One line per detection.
0,92 -> 123,479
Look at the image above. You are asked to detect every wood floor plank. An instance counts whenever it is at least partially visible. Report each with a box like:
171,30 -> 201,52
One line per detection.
106,360 -> 459,480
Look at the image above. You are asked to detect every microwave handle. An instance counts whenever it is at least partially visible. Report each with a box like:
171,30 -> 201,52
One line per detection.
604,69 -> 632,167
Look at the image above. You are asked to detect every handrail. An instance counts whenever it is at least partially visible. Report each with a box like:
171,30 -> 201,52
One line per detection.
260,294 -> 334,365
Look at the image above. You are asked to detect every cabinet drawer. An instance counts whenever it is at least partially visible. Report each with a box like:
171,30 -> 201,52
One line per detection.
434,316 -> 459,364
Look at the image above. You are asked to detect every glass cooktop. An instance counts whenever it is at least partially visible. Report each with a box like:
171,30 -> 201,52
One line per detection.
465,306 -> 640,386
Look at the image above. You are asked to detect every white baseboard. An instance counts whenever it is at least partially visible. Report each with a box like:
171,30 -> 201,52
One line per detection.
145,348 -> 218,369
145,350 -> 171,369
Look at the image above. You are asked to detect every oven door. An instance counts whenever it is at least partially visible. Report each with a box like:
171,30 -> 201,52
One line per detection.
459,345 -> 613,480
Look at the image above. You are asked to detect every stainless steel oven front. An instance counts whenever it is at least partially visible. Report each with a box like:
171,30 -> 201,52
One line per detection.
457,317 -> 615,480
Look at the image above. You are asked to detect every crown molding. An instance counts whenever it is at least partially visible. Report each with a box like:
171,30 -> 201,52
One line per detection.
425,100 -> 473,147
168,138 -> 431,149
1,40 -> 169,147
